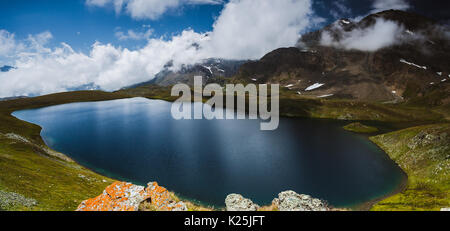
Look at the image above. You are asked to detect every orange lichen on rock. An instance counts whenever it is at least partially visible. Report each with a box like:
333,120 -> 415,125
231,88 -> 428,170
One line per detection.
145,182 -> 187,211
76,181 -> 187,211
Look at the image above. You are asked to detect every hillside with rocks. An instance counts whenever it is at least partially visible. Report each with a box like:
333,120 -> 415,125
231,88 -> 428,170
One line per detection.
130,58 -> 247,88
232,10 -> 450,105
370,123 -> 449,211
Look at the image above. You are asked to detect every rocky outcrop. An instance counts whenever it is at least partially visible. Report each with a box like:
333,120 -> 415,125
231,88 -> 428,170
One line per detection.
225,194 -> 259,211
0,190 -> 37,210
145,182 -> 187,211
407,130 -> 448,149
273,191 -> 330,211
76,181 -> 187,211
78,182 -> 331,211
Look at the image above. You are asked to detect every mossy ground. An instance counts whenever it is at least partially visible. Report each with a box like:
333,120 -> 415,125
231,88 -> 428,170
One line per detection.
0,91 -> 128,210
370,124 -> 450,211
0,134 -> 115,210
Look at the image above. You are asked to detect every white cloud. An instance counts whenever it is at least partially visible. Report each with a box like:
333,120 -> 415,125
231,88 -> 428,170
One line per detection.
203,0 -> 320,60
320,18 -> 405,51
0,0 -> 321,97
86,0 -> 223,20
0,30 -> 20,57
370,0 -> 410,14
0,30 -> 52,63
115,27 -> 153,41
0,30 -> 207,97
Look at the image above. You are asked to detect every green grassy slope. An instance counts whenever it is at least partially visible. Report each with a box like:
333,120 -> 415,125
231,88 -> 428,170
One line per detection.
0,91 -> 129,210
119,85 -> 445,124
370,124 -> 450,211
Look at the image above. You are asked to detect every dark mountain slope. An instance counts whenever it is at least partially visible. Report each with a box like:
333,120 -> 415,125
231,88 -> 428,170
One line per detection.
234,10 -> 450,105
135,58 -> 247,88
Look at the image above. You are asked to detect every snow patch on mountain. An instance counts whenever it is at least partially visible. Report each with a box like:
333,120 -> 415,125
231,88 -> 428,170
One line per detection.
400,59 -> 427,70
202,65 -> 213,74
317,94 -> 333,98
305,83 -> 325,91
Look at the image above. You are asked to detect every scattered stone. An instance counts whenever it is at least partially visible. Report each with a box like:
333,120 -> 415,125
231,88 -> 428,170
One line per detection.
225,194 -> 259,211
168,201 -> 188,211
408,130 -> 448,149
277,190 -> 330,211
337,113 -> 353,120
4,133 -> 31,143
0,190 -> 38,210
1,132 -> 74,162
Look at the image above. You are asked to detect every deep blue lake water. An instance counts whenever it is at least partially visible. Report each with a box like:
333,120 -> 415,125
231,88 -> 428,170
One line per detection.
13,97 -> 405,208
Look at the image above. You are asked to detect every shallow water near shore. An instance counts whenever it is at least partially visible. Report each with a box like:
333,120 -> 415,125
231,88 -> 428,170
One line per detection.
13,97 -> 405,208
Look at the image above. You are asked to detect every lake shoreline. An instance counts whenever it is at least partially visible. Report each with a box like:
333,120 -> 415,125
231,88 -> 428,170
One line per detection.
1,90 -> 444,211
354,170 -> 408,211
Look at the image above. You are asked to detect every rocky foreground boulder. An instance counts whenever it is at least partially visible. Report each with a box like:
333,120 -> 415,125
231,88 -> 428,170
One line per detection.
225,194 -> 259,211
225,191 -> 330,211
274,191 -> 330,211
76,181 -> 187,211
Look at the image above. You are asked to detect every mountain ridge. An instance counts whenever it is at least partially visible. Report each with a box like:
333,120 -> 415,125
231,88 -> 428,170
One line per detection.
230,10 -> 449,105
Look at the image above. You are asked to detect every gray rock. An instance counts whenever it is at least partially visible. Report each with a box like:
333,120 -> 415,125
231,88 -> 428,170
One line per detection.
225,194 -> 259,211
0,190 -> 38,210
337,113 -> 353,120
277,190 -> 329,211
408,130 -> 448,149
169,201 -> 188,211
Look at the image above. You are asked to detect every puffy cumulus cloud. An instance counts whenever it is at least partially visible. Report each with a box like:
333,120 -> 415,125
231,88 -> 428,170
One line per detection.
0,0 -> 321,97
86,0 -> 223,20
320,18 -> 406,51
0,30 -> 208,97
203,0 -> 321,60
370,0 -> 410,14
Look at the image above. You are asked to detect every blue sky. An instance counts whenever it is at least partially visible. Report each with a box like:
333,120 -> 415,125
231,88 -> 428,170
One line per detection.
0,0 -> 225,53
1,0 -> 446,54
1,0 -> 448,53
0,0 -> 448,97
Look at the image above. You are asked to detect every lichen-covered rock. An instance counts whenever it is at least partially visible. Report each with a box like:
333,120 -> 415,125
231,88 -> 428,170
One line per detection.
272,198 -> 280,208
145,182 -> 187,211
277,190 -> 329,211
168,201 -> 188,211
225,194 -> 259,211
76,181 -> 187,211
76,181 -> 149,211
